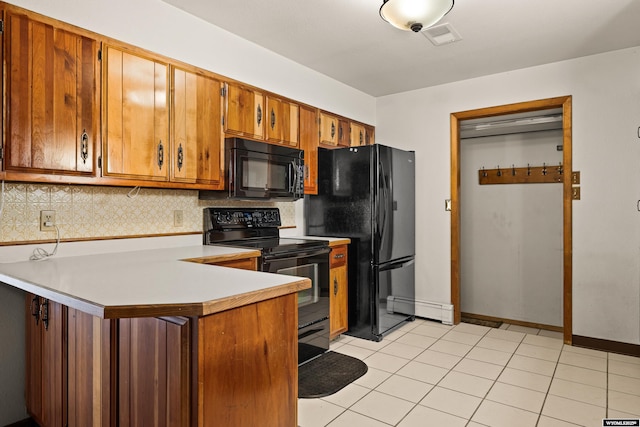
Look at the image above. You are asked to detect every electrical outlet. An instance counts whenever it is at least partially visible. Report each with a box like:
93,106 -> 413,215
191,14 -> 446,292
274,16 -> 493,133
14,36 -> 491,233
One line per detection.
174,210 -> 184,227
40,210 -> 56,232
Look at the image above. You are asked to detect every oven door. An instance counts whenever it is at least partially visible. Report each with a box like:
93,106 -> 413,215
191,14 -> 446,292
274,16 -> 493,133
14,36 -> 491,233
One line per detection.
230,147 -> 303,200
262,247 -> 330,364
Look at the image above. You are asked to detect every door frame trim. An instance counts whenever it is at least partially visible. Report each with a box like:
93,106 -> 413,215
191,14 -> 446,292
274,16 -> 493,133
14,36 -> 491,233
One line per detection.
450,96 -> 573,344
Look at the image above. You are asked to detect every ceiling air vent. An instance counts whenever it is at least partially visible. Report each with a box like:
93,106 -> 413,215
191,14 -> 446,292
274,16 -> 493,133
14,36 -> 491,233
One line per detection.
423,23 -> 461,46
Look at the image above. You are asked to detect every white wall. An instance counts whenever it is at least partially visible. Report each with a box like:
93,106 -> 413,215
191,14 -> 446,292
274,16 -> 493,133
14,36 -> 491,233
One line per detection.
0,0 -> 376,424
460,131 -> 563,326
376,46 -> 640,345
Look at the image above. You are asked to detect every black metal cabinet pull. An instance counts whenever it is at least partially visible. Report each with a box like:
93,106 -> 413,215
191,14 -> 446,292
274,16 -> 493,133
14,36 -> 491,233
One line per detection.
39,299 -> 49,331
333,277 -> 338,296
270,108 -> 276,130
81,130 -> 89,164
257,104 -> 262,126
158,141 -> 164,169
177,144 -> 184,171
331,122 -> 336,139
31,296 -> 40,325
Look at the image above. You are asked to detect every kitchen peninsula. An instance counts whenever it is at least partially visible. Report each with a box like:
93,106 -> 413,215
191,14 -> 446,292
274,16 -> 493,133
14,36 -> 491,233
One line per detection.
0,245 -> 309,427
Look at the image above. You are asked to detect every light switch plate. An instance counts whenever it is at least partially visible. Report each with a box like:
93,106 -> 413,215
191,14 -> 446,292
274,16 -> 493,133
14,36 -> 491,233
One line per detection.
572,187 -> 581,200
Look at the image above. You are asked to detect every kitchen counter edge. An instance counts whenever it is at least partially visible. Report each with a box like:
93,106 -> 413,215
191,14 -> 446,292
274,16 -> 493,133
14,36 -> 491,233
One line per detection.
0,245 -> 310,319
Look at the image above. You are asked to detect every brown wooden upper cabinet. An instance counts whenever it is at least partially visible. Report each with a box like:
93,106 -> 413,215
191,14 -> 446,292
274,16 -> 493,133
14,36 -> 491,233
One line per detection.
3,10 -> 99,176
265,95 -> 299,147
171,66 -> 224,188
299,105 -> 319,195
319,112 -> 339,147
102,44 -> 170,181
365,124 -> 375,146
350,122 -> 366,147
337,118 -> 350,148
222,82 -> 265,140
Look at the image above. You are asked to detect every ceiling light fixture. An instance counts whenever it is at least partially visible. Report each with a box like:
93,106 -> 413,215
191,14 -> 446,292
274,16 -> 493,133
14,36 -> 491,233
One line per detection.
380,0 -> 454,33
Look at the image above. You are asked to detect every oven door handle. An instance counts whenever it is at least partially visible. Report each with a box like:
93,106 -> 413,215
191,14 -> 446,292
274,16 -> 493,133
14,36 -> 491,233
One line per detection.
262,246 -> 331,262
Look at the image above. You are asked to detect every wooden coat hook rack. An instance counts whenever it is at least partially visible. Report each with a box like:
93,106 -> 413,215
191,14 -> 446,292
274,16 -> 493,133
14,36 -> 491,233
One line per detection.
478,163 -> 563,185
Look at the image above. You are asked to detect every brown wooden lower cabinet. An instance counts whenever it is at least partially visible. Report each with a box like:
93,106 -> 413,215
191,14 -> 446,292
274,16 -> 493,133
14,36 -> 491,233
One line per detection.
67,308 -> 112,427
329,245 -> 349,339
25,295 -> 66,427
25,292 -> 298,427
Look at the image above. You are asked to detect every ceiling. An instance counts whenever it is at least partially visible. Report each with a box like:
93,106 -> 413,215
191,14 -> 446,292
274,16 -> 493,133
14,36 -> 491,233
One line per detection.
161,0 -> 640,97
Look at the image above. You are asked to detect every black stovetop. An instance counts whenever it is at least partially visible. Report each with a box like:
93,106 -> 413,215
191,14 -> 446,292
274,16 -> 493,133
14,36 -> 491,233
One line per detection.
203,208 -> 327,255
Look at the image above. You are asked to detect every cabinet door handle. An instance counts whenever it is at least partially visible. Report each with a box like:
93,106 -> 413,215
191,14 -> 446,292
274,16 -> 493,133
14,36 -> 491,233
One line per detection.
333,277 -> 338,296
81,130 -> 89,164
39,299 -> 49,331
158,140 -> 164,169
257,104 -> 262,126
360,130 -> 363,145
338,123 -> 342,141
270,108 -> 276,130
333,253 -> 345,260
177,143 -> 184,171
31,296 -> 40,325
331,122 -> 335,139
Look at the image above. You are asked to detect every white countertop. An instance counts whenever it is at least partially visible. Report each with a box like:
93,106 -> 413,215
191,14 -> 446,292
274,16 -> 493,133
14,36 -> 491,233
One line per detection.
291,236 -> 351,247
0,245 -> 310,319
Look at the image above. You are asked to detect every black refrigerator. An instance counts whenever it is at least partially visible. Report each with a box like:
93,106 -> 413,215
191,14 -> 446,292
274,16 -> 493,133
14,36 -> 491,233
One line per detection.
305,144 -> 415,341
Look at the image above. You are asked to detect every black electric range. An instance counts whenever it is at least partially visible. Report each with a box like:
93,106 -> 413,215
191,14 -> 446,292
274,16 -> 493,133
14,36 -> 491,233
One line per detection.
203,207 -> 331,365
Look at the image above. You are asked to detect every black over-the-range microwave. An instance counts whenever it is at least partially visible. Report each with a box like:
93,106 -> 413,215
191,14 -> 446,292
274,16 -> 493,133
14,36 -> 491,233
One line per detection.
199,138 -> 305,201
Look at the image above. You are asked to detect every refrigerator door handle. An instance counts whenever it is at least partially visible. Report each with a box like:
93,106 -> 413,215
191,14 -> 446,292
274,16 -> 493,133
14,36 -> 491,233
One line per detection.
378,157 -> 390,249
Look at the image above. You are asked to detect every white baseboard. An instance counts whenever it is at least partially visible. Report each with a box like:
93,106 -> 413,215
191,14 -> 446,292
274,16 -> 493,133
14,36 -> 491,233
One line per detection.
387,297 -> 454,325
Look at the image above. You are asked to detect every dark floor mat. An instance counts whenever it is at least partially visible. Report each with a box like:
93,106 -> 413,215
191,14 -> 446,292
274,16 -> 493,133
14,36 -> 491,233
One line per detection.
461,316 -> 503,328
298,351 -> 368,398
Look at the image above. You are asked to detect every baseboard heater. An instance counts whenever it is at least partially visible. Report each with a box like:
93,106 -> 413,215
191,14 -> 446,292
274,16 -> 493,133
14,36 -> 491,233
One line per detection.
387,297 -> 454,325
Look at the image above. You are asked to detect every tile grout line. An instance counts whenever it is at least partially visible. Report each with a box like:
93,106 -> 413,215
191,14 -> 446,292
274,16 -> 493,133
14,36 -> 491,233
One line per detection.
316,320 -> 627,426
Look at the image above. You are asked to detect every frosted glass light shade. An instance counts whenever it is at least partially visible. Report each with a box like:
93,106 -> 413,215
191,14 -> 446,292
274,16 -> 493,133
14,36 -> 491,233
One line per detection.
380,0 -> 454,32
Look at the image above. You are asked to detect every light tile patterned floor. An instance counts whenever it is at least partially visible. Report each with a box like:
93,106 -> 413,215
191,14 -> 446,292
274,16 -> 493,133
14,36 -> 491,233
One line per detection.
298,319 -> 640,427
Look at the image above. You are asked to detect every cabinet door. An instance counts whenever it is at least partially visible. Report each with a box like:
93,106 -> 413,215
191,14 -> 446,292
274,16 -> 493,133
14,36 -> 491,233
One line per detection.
172,67 -> 223,187
223,82 -> 264,140
365,125 -> 375,146
67,309 -> 112,427
4,12 -> 99,175
319,112 -> 339,147
25,295 -> 66,427
119,317 -> 190,427
299,105 -> 319,194
337,118 -> 350,148
329,246 -> 348,339
103,45 -> 169,181
25,295 -> 43,424
265,96 -> 299,147
350,123 -> 366,147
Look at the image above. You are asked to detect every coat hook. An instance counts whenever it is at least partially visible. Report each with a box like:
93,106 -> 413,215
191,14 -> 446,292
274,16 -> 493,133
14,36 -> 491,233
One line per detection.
482,167 -> 487,177
557,162 -> 563,175
527,163 -> 531,176
511,164 -> 516,176
497,165 -> 502,177
542,162 -> 547,176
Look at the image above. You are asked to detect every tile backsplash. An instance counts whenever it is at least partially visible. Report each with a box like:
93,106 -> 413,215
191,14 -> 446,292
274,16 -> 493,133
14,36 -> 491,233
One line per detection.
0,183 -> 296,243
